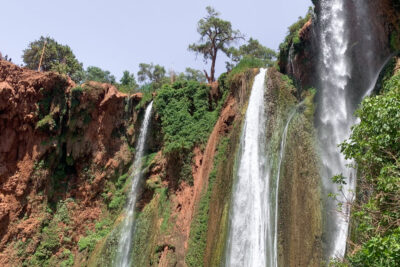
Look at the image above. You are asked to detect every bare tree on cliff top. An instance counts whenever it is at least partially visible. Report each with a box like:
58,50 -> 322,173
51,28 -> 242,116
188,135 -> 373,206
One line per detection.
189,6 -> 244,83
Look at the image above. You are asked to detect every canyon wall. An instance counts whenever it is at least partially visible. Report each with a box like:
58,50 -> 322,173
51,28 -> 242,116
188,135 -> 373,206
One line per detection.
0,60 -> 145,266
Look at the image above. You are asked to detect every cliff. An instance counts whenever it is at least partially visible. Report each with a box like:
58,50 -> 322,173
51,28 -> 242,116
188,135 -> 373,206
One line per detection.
0,60 -> 144,266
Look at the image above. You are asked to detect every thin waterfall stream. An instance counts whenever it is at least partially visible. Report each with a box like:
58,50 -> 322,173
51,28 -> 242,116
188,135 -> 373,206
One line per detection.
273,104 -> 303,267
114,101 -> 153,267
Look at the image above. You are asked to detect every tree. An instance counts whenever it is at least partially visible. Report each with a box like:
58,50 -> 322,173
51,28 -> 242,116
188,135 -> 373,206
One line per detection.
120,71 -> 138,87
22,36 -> 83,83
85,66 -> 116,84
189,6 -> 244,83
118,70 -> 138,94
226,38 -> 277,70
177,68 -> 207,83
137,63 -> 166,89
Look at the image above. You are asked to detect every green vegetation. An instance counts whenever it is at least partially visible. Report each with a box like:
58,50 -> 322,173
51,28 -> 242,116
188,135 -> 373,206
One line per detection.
137,63 -> 167,90
154,80 -> 224,155
186,138 -> 229,267
85,66 -> 116,84
227,38 -> 277,70
228,57 -> 264,79
333,68 -> 400,266
60,249 -> 74,267
29,200 -> 74,266
155,79 -> 227,183
390,30 -> 400,51
131,194 -> 160,266
102,172 -> 129,211
118,70 -> 139,94
23,36 -> 84,83
177,67 -> 207,83
278,8 -> 312,68
36,114 -> 56,131
78,219 -> 113,252
189,6 -> 244,82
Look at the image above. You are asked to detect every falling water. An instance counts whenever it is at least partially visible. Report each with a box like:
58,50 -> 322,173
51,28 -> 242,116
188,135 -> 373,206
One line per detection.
273,105 -> 302,266
317,0 -> 355,259
225,68 -> 272,267
114,101 -> 153,267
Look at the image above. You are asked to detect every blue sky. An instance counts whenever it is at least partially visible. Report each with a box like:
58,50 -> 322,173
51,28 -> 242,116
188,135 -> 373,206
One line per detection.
0,0 -> 311,80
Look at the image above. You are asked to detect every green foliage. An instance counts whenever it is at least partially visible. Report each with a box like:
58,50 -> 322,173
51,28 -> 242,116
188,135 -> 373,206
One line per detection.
177,67 -> 207,83
78,219 -> 112,252
154,80 -> 222,155
60,249 -> 74,267
118,70 -> 138,93
23,36 -> 84,83
390,30 -> 400,51
158,187 -> 172,233
108,191 -> 126,210
228,56 -> 264,78
341,80 -> 399,184
189,6 -> 244,82
85,66 -> 116,84
338,71 -> 400,265
137,63 -> 166,90
135,91 -> 153,110
30,224 -> 60,266
278,8 -> 312,68
349,228 -> 400,267
227,38 -> 277,69
36,114 -> 56,131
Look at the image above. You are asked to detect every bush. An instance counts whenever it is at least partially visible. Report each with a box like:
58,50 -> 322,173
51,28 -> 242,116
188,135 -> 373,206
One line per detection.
228,56 -> 264,79
154,80 -> 222,155
36,114 -> 56,131
338,70 -> 400,265
349,229 -> 400,267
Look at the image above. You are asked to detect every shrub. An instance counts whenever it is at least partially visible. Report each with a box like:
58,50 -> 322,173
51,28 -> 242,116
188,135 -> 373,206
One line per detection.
36,114 -> 56,131
154,80 -> 221,155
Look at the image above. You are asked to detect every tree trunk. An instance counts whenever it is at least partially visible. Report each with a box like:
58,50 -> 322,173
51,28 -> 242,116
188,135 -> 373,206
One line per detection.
204,70 -> 211,83
210,50 -> 217,82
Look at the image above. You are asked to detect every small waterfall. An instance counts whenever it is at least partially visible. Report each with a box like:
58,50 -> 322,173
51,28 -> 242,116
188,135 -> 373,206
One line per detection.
273,106 -> 300,266
114,101 -> 153,267
317,0 -> 355,259
225,68 -> 272,267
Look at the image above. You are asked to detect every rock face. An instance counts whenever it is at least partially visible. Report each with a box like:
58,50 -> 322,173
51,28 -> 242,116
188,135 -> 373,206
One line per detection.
280,0 -> 400,97
279,18 -> 319,92
0,60 -> 143,266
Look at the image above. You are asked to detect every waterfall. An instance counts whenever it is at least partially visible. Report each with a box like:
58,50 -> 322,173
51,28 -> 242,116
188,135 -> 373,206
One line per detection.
114,101 -> 153,267
317,0 -> 355,259
225,68 -> 272,267
273,105 -> 301,266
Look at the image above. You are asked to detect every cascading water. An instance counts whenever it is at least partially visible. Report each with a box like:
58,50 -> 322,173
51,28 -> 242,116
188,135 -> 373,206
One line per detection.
317,0 -> 356,259
114,101 -> 153,267
317,0 -> 393,259
225,68 -> 273,267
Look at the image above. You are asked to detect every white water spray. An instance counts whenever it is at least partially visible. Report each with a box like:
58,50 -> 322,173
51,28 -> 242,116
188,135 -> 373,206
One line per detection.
114,101 -> 153,267
225,69 -> 272,267
317,0 -> 355,259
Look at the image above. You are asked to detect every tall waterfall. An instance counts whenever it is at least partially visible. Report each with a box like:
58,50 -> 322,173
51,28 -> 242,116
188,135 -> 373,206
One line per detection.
225,68 -> 272,267
317,0 -> 355,259
114,101 -> 153,267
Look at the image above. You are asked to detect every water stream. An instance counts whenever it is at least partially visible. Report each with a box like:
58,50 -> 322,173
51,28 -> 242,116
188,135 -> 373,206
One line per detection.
317,0 -> 356,259
225,68 -> 271,267
114,101 -> 153,267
